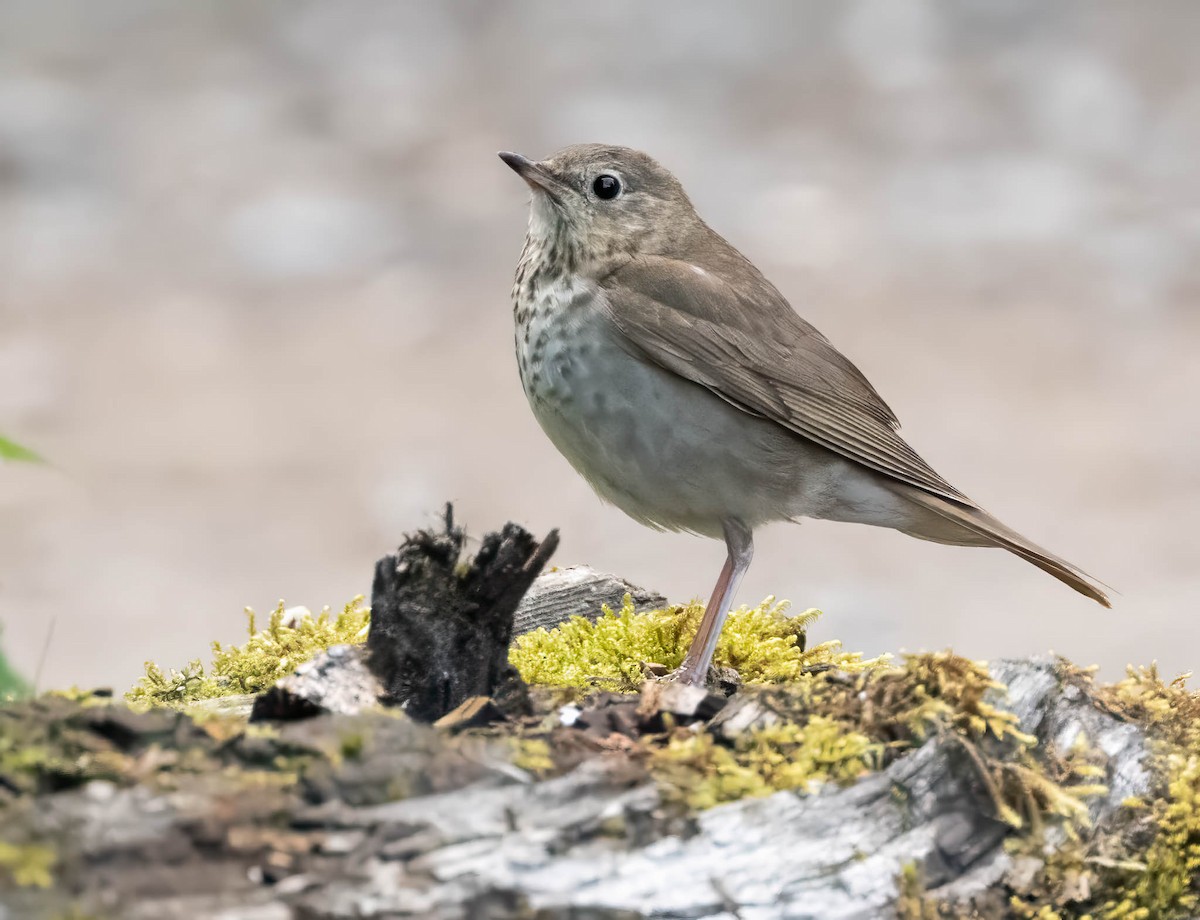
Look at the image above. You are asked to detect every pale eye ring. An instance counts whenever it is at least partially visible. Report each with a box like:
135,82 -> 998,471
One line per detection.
592,174 -> 621,199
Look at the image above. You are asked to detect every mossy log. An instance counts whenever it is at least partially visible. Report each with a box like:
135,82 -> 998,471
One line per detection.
0,657 -> 1162,919
2,512 -> 1197,919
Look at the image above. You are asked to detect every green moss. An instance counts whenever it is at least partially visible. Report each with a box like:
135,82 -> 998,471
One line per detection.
1092,753 -> 1199,919
1101,664 -> 1200,753
127,597 -> 369,706
339,731 -> 366,761
41,583 -> 1200,917
988,667 -> 1200,920
509,738 -> 556,777
0,710 -> 133,795
1086,667 -> 1200,920
891,652 -> 1037,747
0,841 -> 56,889
897,861 -> 959,919
510,595 -> 886,690
511,605 -> 1105,835
0,626 -> 28,701
653,716 -> 880,810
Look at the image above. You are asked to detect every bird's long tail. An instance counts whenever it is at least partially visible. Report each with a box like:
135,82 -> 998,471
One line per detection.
894,484 -> 1112,607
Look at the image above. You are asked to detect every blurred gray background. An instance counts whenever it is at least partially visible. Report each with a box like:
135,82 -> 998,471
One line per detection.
1,0 -> 1197,692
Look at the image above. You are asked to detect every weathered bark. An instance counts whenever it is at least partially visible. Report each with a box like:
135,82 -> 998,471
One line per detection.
365,505 -> 558,722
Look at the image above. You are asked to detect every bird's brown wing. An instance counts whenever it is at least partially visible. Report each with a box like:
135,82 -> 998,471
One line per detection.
599,255 -> 970,504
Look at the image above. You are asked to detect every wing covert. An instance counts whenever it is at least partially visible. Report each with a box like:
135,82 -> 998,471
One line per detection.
598,256 -> 969,504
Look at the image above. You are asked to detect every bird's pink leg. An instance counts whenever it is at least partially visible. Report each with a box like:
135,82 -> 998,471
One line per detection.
674,520 -> 754,686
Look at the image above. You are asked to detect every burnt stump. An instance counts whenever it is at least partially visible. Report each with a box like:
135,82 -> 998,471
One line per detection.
366,505 -> 558,722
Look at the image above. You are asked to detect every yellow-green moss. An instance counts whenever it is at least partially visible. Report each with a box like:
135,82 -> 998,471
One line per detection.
512,606 -> 1104,834
653,716 -> 880,810
509,738 -> 556,777
510,596 -> 886,690
1086,666 -> 1200,920
127,597 -> 369,706
1096,753 -> 1200,919
0,841 -> 56,889
875,655 -> 1105,832
0,727 -> 132,795
892,652 -> 1036,747
897,861 -> 958,919
989,667 -> 1200,920
1101,664 -> 1200,753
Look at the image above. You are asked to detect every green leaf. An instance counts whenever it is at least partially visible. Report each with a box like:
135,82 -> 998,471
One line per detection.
0,435 -> 44,464
0,630 -> 29,700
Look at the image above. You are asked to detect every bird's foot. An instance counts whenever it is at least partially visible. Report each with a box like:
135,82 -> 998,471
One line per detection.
661,663 -> 706,687
657,663 -> 741,692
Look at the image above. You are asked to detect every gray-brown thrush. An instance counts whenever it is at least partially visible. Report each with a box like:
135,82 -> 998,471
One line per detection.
500,144 -> 1108,687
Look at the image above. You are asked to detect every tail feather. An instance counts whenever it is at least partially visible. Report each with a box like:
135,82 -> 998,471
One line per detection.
895,485 -> 1112,607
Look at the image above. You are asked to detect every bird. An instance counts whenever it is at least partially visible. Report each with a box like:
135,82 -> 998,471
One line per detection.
499,144 -> 1109,687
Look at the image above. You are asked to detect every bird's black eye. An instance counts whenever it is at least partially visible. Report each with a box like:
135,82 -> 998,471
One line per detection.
592,174 -> 621,200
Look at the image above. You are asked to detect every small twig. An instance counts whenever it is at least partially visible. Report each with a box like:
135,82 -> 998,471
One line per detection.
945,729 -> 1011,825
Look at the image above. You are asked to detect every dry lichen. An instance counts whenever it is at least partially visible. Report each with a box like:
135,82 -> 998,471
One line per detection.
509,595 -> 885,690
127,597 -> 369,706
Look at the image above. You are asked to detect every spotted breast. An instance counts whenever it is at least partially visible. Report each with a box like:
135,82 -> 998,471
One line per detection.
512,265 -> 824,538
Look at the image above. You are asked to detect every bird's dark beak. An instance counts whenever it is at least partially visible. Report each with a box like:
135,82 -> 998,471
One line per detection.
498,151 -> 568,199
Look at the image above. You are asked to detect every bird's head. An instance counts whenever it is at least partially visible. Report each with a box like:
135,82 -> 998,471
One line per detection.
499,144 -> 701,273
